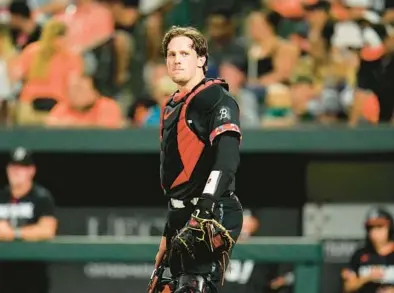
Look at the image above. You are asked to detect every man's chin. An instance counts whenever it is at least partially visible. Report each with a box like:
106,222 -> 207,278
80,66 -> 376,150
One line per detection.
171,76 -> 187,85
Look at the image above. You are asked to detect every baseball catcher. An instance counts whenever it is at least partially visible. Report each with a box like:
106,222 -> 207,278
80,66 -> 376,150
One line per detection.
148,25 -> 244,293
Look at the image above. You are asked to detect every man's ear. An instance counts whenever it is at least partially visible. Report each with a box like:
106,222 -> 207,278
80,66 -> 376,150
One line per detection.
197,55 -> 206,68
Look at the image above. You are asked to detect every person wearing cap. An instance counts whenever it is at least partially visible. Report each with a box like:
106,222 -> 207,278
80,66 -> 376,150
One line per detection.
342,207 -> 394,293
0,147 -> 57,293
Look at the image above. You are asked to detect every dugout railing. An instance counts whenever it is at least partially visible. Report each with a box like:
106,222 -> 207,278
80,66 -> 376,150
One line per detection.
0,236 -> 323,293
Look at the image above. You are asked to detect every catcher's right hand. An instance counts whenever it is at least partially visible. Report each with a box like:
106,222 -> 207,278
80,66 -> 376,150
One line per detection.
155,236 -> 166,268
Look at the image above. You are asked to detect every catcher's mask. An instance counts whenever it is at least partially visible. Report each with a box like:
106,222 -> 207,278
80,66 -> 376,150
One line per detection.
173,274 -> 209,293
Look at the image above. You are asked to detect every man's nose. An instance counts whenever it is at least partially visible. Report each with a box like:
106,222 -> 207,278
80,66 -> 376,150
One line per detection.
174,53 -> 181,63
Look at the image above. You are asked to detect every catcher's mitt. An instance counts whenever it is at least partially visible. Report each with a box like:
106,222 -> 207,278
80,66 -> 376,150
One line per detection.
170,209 -> 235,281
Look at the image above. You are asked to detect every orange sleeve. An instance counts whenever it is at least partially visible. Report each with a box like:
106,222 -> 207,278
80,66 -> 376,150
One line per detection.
97,99 -> 124,128
46,103 -> 69,126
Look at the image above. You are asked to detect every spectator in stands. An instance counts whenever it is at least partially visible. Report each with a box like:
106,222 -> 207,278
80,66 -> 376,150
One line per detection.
141,0 -> 175,63
128,61 -> 168,126
266,0 -> 305,20
246,10 -> 299,88
206,9 -> 247,76
318,59 -> 356,123
289,75 -> 321,122
12,19 -> 83,126
127,98 -> 157,127
138,0 -> 177,102
349,23 -> 394,125
290,0 -> 334,86
302,1 -> 334,64
8,0 -> 42,50
142,75 -> 176,127
100,0 -> 138,90
0,24 -> 18,125
261,83 -> 296,128
0,146 -> 57,293
102,0 -> 140,35
55,0 -> 133,98
55,0 -> 113,53
143,60 -> 168,95
219,57 -> 261,128
46,73 -> 124,128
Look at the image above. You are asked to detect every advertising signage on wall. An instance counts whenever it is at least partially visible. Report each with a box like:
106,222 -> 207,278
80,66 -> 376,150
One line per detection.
49,207 -> 299,293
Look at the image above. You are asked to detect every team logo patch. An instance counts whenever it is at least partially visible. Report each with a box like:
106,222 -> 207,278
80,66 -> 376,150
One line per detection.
217,106 -> 231,121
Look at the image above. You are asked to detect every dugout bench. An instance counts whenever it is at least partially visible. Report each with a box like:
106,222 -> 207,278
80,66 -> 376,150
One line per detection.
0,236 -> 323,293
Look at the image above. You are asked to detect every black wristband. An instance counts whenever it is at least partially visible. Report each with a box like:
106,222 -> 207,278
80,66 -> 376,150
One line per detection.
197,196 -> 216,213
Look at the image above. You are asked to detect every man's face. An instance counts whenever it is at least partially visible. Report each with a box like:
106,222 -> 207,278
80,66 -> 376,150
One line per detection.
6,164 -> 35,187
369,225 -> 389,245
166,36 -> 205,86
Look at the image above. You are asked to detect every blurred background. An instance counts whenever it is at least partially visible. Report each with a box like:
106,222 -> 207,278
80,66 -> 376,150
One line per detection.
0,0 -> 392,292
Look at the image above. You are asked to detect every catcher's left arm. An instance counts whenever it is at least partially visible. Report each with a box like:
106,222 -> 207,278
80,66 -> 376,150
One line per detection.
170,134 -> 241,283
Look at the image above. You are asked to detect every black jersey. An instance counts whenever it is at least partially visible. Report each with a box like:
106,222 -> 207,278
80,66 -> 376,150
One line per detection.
159,78 -> 242,201
0,184 -> 56,293
344,244 -> 394,293
356,21 -> 394,122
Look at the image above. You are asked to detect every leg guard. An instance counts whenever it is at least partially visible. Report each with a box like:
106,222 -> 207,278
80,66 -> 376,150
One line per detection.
173,274 -> 209,293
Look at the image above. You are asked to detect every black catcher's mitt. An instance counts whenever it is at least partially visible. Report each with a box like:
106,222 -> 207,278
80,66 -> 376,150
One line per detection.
170,205 -> 234,271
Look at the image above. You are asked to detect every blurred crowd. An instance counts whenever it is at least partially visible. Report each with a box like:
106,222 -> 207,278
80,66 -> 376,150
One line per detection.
0,0 -> 393,129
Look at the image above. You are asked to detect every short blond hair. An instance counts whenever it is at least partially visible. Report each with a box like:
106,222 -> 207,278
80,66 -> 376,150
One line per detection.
161,26 -> 208,73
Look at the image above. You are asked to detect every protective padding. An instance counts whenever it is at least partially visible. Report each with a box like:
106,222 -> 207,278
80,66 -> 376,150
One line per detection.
173,274 -> 209,293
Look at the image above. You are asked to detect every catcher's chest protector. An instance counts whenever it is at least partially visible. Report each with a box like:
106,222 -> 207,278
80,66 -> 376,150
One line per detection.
159,80 -> 224,192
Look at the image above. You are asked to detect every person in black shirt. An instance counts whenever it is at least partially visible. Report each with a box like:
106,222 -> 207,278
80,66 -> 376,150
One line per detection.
0,147 -> 57,293
8,1 -> 42,50
349,1 -> 394,125
342,207 -> 394,293
152,26 -> 243,293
